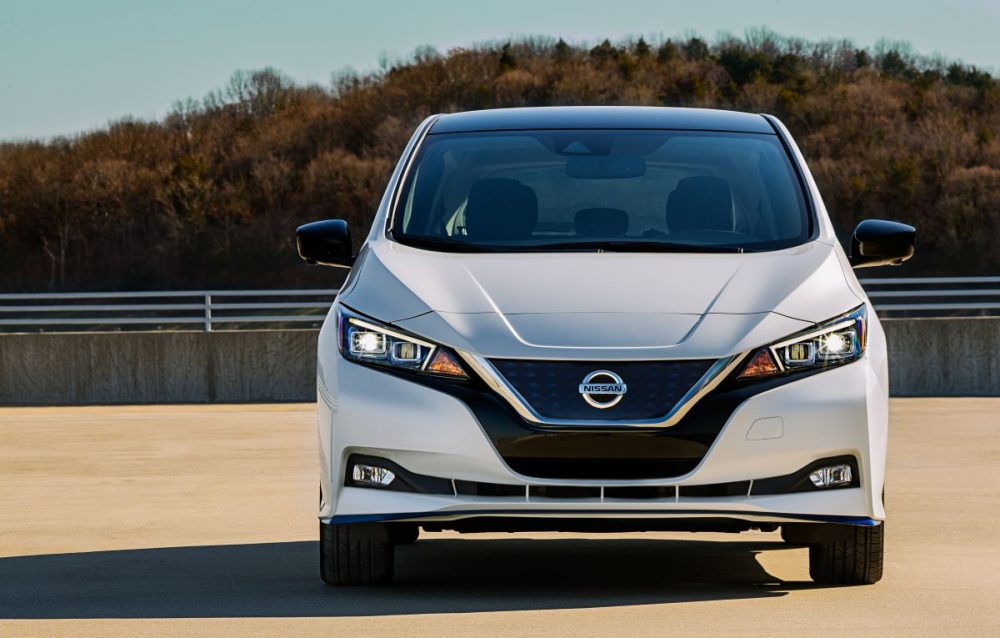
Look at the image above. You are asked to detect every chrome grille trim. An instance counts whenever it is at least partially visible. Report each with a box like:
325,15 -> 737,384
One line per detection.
457,351 -> 749,430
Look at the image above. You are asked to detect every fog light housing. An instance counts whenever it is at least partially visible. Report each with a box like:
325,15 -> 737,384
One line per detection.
809,464 -> 853,488
352,463 -> 396,487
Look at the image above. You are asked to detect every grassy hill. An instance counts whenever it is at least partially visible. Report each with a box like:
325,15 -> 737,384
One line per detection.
1,33 -> 998,291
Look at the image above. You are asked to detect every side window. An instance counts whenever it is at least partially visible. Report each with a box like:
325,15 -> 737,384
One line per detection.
400,166 -> 417,232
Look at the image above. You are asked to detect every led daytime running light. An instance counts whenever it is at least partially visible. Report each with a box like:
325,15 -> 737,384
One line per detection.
337,306 -> 468,379
737,305 -> 867,381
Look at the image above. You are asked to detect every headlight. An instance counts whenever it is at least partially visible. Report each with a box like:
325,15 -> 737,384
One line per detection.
737,305 -> 867,380
337,305 -> 468,379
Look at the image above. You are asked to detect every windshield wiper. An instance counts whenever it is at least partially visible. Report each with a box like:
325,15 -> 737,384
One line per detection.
392,234 -> 516,253
394,235 -> 744,254
525,240 -> 744,253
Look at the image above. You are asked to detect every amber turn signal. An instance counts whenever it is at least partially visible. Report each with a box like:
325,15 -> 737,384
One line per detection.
736,348 -> 780,380
426,349 -> 468,379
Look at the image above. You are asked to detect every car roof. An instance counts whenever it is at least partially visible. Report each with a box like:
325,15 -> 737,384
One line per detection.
429,106 -> 774,135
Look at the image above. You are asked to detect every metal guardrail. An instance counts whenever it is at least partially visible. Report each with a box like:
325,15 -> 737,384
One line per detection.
858,276 -> 1000,317
0,289 -> 340,332
0,277 -> 998,333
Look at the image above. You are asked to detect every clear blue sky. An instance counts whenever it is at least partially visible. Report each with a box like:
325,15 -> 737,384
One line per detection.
1,0 -> 997,140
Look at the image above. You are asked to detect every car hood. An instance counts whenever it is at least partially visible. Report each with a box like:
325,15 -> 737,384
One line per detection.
338,240 -> 863,360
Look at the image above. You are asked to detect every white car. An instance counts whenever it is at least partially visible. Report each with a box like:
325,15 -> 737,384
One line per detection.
296,107 -> 915,586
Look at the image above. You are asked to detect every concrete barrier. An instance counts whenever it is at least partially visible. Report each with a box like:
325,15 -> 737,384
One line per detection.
882,318 -> 1000,396
0,330 -> 318,404
0,318 -> 996,404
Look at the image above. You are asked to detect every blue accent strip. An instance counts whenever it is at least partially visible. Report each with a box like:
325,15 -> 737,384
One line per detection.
324,509 -> 879,526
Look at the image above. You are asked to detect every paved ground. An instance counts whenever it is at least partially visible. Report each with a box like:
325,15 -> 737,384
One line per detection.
0,399 -> 998,636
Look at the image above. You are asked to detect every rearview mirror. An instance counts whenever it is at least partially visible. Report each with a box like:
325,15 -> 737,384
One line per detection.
849,219 -> 915,269
296,219 -> 354,268
566,155 -> 646,179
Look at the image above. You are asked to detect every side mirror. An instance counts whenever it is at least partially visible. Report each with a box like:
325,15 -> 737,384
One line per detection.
296,219 -> 354,268
849,219 -> 915,269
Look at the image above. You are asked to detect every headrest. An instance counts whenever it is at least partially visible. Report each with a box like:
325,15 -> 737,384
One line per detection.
464,178 -> 538,241
574,208 -> 629,237
666,176 -> 734,233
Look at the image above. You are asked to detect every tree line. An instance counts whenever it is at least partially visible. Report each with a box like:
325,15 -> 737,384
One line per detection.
1,32 -> 998,291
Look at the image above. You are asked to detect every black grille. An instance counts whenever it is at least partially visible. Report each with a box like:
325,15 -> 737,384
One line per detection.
605,485 -> 677,499
454,480 -> 524,497
681,481 -> 751,498
529,485 -> 601,499
490,359 -> 715,420
505,457 -> 701,480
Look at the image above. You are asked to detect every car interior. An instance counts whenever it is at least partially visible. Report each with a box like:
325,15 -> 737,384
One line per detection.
401,131 -> 807,246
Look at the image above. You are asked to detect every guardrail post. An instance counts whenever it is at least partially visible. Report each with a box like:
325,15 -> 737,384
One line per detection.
204,294 -> 212,332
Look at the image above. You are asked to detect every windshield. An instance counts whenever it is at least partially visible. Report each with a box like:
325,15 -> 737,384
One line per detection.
391,129 -> 811,253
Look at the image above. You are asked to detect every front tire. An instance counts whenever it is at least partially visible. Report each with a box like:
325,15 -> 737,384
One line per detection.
320,522 -> 395,585
809,523 -> 884,585
388,523 -> 420,545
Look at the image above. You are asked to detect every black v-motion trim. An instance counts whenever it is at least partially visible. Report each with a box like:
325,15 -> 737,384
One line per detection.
345,454 -> 860,500
350,361 -> 830,481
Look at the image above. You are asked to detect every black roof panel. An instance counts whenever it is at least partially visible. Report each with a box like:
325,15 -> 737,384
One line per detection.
429,106 -> 773,134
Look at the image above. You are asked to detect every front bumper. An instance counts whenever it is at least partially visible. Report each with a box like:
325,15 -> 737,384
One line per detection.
317,341 -> 888,527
